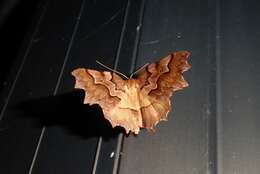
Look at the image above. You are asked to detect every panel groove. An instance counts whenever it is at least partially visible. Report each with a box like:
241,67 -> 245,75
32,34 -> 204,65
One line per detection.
92,137 -> 103,174
215,0 -> 223,173
129,0 -> 146,74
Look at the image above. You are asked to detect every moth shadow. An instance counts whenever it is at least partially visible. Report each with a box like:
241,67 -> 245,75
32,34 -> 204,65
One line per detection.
14,90 -> 124,140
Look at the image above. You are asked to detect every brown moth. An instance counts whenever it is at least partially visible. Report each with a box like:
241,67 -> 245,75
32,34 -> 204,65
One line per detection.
71,51 -> 191,134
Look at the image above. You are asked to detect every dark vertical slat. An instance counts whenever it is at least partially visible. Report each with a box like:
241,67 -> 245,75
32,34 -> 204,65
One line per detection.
209,0 -> 218,173
30,1 -> 128,174
119,0 -> 215,173
93,1 -> 146,173
218,0 -> 260,173
115,0 -> 146,75
0,0 -> 48,130
0,0 -> 44,94
0,0 -> 83,173
0,0 -> 46,113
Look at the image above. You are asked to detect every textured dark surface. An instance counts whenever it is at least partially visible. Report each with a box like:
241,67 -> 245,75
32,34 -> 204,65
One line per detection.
218,0 -> 260,173
0,0 -> 42,93
0,0 -> 260,174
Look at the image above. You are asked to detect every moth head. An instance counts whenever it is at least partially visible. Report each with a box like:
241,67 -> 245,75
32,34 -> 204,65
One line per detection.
127,79 -> 139,87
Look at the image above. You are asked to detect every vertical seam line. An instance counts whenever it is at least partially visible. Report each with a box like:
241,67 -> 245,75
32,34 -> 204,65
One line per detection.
91,137 -> 103,174
114,0 -> 131,71
216,0 -> 222,173
129,0 -> 146,74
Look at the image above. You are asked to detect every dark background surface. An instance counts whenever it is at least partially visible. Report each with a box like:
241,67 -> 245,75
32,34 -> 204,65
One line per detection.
0,0 -> 259,174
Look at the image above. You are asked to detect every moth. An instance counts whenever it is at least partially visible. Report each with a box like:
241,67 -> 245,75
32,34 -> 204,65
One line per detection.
72,51 -> 191,134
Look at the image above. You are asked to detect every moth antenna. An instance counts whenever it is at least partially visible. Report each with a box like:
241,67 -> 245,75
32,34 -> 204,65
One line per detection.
130,63 -> 149,78
96,60 -> 129,79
